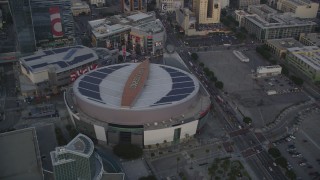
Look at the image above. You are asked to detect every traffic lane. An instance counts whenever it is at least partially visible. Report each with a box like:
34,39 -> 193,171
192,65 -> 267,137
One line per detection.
0,110 -> 21,131
256,151 -> 287,180
247,155 -> 272,180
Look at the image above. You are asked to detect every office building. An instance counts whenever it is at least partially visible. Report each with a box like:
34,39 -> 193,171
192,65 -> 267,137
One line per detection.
8,0 -> 75,53
51,134 -> 104,180
8,0 -> 36,54
29,0 -> 74,44
193,0 -> 221,24
121,0 -> 146,12
256,65 -> 282,77
242,13 -> 316,41
176,8 -> 197,35
220,0 -> 230,9
157,0 -> 184,12
0,128 -> 44,180
64,59 -> 211,146
277,0 -> 319,18
130,19 -> 166,56
266,38 -> 304,58
286,46 -> 320,82
71,0 -> 91,16
299,33 -> 320,47
89,11 -> 166,56
237,0 -> 260,9
234,10 -> 251,27
90,0 -> 105,7
247,4 -> 277,20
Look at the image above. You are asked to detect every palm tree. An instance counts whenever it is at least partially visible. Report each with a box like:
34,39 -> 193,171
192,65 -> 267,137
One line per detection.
176,157 -> 180,173
163,140 -> 167,148
217,145 -> 222,152
190,153 -> 195,169
205,149 -> 210,164
208,166 -> 215,180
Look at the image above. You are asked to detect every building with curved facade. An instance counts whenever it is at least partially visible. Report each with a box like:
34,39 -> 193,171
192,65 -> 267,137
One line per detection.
51,134 -> 104,180
64,60 -> 211,147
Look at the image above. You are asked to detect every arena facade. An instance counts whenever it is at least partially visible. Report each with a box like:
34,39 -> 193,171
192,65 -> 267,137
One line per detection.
64,59 -> 211,147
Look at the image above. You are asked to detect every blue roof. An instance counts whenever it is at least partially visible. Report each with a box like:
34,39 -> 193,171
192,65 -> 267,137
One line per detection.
22,46 -> 98,72
78,65 -> 129,103
67,54 -> 94,66
153,66 -> 195,105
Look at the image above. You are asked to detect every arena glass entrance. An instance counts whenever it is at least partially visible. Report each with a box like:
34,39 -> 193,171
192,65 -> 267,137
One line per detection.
173,128 -> 181,144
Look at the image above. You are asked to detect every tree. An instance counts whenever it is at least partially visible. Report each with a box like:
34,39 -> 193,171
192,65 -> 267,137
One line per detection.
243,117 -> 252,125
208,167 -> 215,180
268,148 -> 281,158
118,55 -> 124,63
163,140 -> 167,148
215,81 -> 224,89
113,144 -> 143,159
280,64 -> 289,76
190,153 -> 195,168
208,71 -> 215,78
191,53 -> 198,61
205,149 -> 210,164
210,76 -> 217,82
286,170 -> 297,180
217,145 -> 222,152
221,159 -> 230,175
221,9 -> 227,17
135,44 -> 142,55
275,157 -> 287,168
199,62 -> 204,67
176,157 -> 180,173
204,67 -> 210,75
290,76 -> 304,86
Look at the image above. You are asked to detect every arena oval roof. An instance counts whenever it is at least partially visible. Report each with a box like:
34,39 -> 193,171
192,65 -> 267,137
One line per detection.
73,62 -> 200,111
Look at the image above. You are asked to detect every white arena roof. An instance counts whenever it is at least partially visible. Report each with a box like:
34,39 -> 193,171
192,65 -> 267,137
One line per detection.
73,63 -> 199,110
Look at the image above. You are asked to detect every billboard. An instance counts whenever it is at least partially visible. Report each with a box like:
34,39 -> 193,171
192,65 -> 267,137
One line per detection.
49,6 -> 63,38
70,64 -> 98,82
161,3 -> 167,11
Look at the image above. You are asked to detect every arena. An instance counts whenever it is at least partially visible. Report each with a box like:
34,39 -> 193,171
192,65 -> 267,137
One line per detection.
64,59 -> 211,147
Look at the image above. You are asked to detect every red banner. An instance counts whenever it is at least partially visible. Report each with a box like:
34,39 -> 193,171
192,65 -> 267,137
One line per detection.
49,6 -> 63,38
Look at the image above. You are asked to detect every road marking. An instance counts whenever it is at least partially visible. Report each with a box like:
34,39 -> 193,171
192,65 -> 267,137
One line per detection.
300,130 -> 320,150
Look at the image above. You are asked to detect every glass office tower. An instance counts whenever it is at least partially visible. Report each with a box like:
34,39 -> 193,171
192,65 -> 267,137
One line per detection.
29,0 -> 74,43
51,134 -> 104,180
8,0 -> 36,54
9,0 -> 75,53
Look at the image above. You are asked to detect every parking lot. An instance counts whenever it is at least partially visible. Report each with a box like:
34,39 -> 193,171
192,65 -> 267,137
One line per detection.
197,50 -> 309,128
185,33 -> 240,47
256,76 -> 302,95
275,108 -> 320,180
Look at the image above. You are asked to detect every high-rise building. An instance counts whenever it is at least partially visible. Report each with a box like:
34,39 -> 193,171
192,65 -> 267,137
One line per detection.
50,134 -> 104,180
157,0 -> 184,12
121,0 -> 146,12
8,0 -> 36,54
220,0 -> 230,9
193,0 -> 221,24
29,0 -> 74,44
276,0 -> 319,19
286,46 -> 320,82
8,0 -> 75,54
242,13 -> 316,41
237,0 -> 260,9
